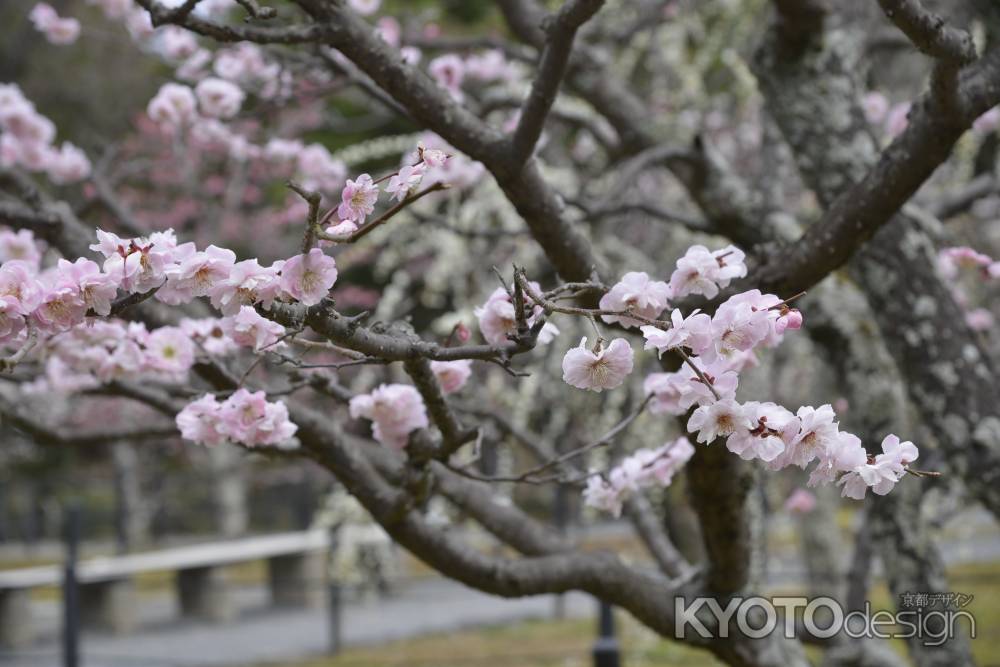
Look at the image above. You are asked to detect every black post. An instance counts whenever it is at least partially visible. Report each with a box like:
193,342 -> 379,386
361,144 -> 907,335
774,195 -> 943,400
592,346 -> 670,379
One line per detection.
327,526 -> 342,655
592,599 -> 621,667
62,504 -> 81,667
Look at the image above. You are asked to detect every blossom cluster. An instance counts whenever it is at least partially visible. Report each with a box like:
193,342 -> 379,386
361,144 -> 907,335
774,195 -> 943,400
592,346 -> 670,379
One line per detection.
349,384 -> 430,449
552,244 -> 918,511
0,84 -> 91,184
583,437 -> 696,517
176,389 -> 298,448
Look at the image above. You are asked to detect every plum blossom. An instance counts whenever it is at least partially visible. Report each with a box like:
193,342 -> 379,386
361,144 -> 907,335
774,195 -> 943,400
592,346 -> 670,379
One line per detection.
221,306 -> 286,351
966,308 -> 994,331
704,296 -> 772,364
0,229 -> 44,267
669,245 -> 747,299
159,245 -> 236,305
583,438 -> 696,516
475,286 -> 559,347
784,489 -> 817,514
938,246 -> 993,280
179,317 -> 237,356
29,3 -> 81,45
176,394 -> 228,446
348,0 -> 381,15
32,284 -> 86,332
194,77 -> 245,119
725,401 -> 794,462
772,403 -> 840,470
279,248 -> 338,306
561,337 -> 634,392
45,142 -> 91,184
428,54 -> 465,95
298,144 -> 346,193
55,258 -> 118,316
599,272 -> 672,328
209,258 -> 283,316
861,91 -> 888,125
807,431 -> 867,487
147,83 -> 198,130
430,359 -> 472,394
337,174 -> 379,223
640,308 -> 711,357
385,164 -> 424,201
643,372 -> 687,416
886,102 -> 911,138
145,326 -> 196,378
349,384 -> 429,449
217,389 -> 298,447
687,398 -> 751,444
837,437 -> 912,500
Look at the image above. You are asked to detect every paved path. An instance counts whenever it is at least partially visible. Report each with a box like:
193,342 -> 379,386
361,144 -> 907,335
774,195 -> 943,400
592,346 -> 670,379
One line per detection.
0,578 -> 592,667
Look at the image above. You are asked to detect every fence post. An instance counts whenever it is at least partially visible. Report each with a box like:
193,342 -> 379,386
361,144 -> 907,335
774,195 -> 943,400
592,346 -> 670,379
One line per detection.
327,525 -> 342,655
62,504 -> 81,667
592,599 -> 620,667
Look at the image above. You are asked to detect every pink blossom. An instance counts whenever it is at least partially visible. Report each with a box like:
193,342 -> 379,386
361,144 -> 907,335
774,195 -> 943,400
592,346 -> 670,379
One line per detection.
194,77 -> 245,119
176,394 -> 227,446
0,296 -> 26,343
348,0 -> 381,15
417,143 -> 448,168
861,91 -> 888,125
687,398 -> 752,444
221,306 -> 286,351
885,102 -> 911,138
29,3 -> 81,45
209,258 -> 283,316
938,246 -> 992,280
836,436 -> 917,501
428,54 -> 465,93
385,164 -> 424,201
55,258 -> 117,316
145,326 -> 196,378
675,357 -> 739,409
583,475 -> 622,516
264,138 -> 304,164
475,286 -> 559,347
323,220 -> 359,239
45,142 -> 91,184
725,401 -> 794,462
669,244 -> 746,299
32,284 -> 87,332
160,245 -> 236,305
349,384 -> 429,449
279,248 -> 338,306
157,26 -> 199,61
430,360 -> 472,394
966,308 -> 994,331
643,372 -> 687,416
561,337 -> 634,392
147,83 -> 198,130
640,308 -> 711,357
599,272 -> 671,328
807,431 -> 867,486
784,489 -> 817,514
0,260 -> 42,315
770,404 -> 839,470
375,16 -> 400,45
297,144 -> 346,193
705,296 -> 772,364
337,173 -> 379,223
217,389 -> 298,447
973,107 -> 1000,134
179,317 -> 237,356
0,229 -> 43,267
